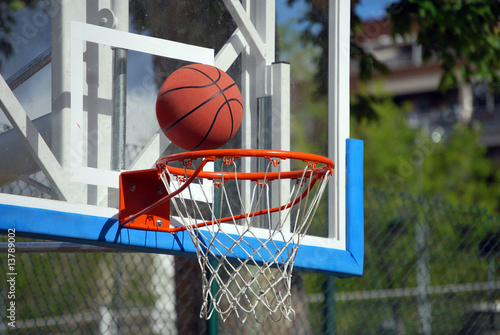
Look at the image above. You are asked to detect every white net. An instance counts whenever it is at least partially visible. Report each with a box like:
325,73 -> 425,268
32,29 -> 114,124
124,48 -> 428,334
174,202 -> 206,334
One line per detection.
159,155 -> 331,323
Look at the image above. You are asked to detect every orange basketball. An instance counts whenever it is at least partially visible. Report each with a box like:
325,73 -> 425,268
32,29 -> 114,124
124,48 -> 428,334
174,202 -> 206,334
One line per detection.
156,64 -> 243,151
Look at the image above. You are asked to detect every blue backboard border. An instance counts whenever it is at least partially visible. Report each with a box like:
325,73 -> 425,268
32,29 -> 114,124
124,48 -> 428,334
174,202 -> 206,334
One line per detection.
0,139 -> 363,277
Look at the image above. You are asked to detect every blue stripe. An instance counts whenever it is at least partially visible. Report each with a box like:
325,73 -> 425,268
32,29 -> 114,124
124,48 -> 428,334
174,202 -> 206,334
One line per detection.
0,139 -> 364,276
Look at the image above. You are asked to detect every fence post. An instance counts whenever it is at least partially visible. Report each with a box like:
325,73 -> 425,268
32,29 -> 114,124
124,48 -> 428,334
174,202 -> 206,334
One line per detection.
323,276 -> 337,334
416,220 -> 431,335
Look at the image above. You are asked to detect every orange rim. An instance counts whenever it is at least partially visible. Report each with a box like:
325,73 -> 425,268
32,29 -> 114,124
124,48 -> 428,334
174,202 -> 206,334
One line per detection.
156,149 -> 334,181
120,149 -> 334,232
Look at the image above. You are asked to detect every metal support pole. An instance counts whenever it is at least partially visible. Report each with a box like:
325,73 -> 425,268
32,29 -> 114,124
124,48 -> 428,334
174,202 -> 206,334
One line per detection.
51,0 -> 87,202
328,0 -> 350,247
0,113 -> 52,186
207,159 -> 223,333
6,48 -> 51,90
51,0 -> 82,174
324,276 -> 337,335
257,96 -> 271,229
108,4 -> 129,334
112,47 -> 127,171
416,222 -> 432,335
271,61 -> 291,233
257,96 -> 272,151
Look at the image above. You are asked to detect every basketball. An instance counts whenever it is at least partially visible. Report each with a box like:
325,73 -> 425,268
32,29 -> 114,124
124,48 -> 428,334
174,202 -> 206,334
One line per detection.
156,64 -> 243,151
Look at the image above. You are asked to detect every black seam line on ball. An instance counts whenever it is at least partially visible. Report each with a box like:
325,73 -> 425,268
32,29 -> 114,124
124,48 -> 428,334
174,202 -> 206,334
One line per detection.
159,83 -> 216,97
162,82 -> 237,134
202,68 -> 238,148
159,66 -> 222,98
191,97 -> 242,150
226,97 -> 243,140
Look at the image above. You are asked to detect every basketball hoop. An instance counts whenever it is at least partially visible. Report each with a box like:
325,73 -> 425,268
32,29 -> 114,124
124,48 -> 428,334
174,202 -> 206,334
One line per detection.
119,149 -> 334,323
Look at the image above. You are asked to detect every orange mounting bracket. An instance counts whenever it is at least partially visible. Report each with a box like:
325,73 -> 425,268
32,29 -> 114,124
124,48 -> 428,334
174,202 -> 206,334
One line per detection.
119,155 -> 216,232
119,168 -> 172,232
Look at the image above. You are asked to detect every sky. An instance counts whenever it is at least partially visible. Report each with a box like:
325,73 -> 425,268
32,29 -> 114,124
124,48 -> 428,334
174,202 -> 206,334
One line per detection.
276,0 -> 395,25
355,0 -> 396,21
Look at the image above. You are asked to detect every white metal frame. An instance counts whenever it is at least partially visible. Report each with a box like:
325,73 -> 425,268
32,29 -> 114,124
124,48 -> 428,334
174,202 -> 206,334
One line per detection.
328,0 -> 351,250
0,0 -> 351,252
0,75 -> 74,200
70,21 -> 214,188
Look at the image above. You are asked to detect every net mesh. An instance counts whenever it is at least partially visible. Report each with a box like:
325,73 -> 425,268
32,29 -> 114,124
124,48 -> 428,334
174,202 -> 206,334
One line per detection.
159,156 -> 331,323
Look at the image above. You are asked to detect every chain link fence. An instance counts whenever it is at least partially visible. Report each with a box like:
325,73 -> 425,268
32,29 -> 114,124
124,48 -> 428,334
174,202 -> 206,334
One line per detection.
1,145 -> 499,334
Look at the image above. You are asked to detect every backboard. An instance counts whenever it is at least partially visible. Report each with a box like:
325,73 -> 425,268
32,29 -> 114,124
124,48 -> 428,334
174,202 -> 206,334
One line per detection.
0,0 -> 362,277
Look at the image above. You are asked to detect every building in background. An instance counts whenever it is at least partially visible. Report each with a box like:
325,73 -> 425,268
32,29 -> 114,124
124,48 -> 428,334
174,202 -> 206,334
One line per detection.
350,20 -> 500,162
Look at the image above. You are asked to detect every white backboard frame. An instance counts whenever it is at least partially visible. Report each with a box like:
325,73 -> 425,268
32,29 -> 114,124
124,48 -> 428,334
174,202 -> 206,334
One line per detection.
70,21 -> 214,188
0,0 -> 363,276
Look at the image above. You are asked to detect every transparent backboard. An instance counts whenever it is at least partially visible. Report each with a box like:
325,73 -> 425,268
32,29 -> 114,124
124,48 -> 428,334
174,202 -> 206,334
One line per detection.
0,0 -> 362,276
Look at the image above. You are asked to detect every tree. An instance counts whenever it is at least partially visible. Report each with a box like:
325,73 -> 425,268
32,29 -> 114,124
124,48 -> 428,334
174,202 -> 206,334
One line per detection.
287,0 -> 500,120
387,0 -> 500,91
280,1 -> 500,211
0,0 -> 40,69
351,88 -> 500,212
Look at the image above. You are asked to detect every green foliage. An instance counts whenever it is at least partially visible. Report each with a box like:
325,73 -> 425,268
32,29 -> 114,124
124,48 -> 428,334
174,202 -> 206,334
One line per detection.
0,241 -> 158,335
422,123 -> 500,211
388,0 -> 500,92
351,43 -> 391,83
336,189 -> 500,334
288,0 -> 500,119
278,6 -> 500,332
352,91 -> 500,212
14,251 -> 107,319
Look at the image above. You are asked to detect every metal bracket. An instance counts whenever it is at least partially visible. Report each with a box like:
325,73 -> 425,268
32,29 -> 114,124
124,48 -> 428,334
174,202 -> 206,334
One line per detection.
119,169 -> 171,232
98,8 -> 117,29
